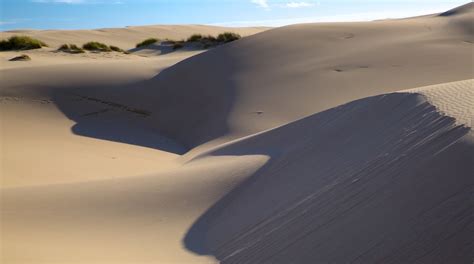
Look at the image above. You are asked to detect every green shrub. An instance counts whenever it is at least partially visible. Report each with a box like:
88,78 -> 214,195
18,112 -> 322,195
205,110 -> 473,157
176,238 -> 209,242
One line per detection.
70,44 -> 85,53
58,44 -> 70,50
200,35 -> 218,48
82,41 -> 111,52
0,36 -> 48,51
217,32 -> 241,43
109,45 -> 123,52
187,34 -> 218,44
204,35 -> 217,42
69,44 -> 82,51
136,38 -> 158,48
58,43 -> 85,53
187,34 -> 203,42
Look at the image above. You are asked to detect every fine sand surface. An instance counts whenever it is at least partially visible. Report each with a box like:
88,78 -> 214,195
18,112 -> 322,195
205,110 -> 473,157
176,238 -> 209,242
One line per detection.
1,3 -> 473,264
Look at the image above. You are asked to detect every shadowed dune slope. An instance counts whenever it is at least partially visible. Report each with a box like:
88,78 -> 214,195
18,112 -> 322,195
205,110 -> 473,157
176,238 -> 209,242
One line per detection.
440,2 -> 474,17
184,80 -> 474,263
126,4 -> 473,150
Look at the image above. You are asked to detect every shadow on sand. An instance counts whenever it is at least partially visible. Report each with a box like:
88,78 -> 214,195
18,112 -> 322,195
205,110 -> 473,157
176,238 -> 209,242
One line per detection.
49,44 -> 241,154
182,93 -> 473,263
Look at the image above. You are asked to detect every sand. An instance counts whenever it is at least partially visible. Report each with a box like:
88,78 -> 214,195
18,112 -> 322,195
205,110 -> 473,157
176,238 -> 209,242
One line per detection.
0,25 -> 268,50
1,3 -> 473,264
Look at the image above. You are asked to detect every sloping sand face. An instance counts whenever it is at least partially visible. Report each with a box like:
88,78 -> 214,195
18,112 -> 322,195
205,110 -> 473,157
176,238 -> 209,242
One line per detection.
1,4 -> 473,264
136,4 -> 473,150
1,80 -> 472,263
1,155 -> 268,263
0,54 -> 194,187
184,80 -> 473,264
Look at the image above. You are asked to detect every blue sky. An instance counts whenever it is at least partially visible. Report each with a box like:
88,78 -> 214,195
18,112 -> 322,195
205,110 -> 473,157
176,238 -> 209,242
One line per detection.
0,0 -> 469,30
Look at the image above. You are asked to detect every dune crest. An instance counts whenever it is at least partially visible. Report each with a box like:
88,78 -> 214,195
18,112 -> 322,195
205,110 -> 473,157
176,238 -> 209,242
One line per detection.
184,80 -> 474,263
406,79 -> 474,127
135,7 -> 473,151
439,2 -> 474,17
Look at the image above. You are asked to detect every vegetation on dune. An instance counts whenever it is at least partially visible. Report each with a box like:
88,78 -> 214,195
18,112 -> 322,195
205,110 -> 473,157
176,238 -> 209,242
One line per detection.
187,34 -> 204,42
0,36 -> 48,51
9,54 -> 31,61
136,38 -> 159,48
109,45 -> 124,52
69,44 -> 83,51
82,41 -> 112,52
217,32 -> 241,43
133,32 -> 242,52
58,44 -> 85,53
184,32 -> 241,49
60,43 -> 125,53
58,44 -> 69,50
186,34 -> 217,46
164,39 -> 183,44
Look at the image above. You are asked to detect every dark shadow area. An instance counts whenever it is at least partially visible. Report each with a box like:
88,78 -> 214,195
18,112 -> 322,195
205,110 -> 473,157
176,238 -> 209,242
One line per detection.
129,42 -> 176,55
125,42 -> 245,149
49,79 -> 187,155
71,117 -> 187,154
45,42 -> 246,154
439,2 -> 473,17
183,92 -> 473,263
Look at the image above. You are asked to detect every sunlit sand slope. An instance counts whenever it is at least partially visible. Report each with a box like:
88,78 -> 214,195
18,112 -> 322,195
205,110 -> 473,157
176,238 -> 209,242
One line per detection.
136,3 -> 473,149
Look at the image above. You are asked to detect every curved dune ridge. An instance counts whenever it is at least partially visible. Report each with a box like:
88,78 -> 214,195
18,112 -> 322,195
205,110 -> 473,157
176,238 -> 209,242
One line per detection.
406,79 -> 474,127
130,2 -> 473,151
440,1 -> 474,17
185,80 -> 473,263
1,3 -> 473,264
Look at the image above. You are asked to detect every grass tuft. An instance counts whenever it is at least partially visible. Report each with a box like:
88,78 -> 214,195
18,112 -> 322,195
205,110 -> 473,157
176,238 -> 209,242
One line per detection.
58,44 -> 85,53
217,32 -> 241,43
0,36 -> 48,51
109,45 -> 124,52
183,32 -> 241,49
82,41 -> 112,52
136,38 -> 158,48
58,44 -> 69,50
187,34 -> 203,42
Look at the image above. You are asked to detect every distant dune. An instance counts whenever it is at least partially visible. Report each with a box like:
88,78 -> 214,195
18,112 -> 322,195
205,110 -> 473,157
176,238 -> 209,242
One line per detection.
133,3 -> 473,150
1,3 -> 473,264
1,25 -> 269,50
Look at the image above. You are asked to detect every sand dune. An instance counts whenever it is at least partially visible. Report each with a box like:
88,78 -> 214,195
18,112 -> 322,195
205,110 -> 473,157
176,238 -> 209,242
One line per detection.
2,80 -> 472,263
1,3 -> 473,264
1,25 -> 268,50
128,3 -> 473,151
185,80 -> 473,263
1,54 -> 194,187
